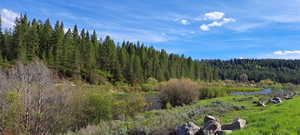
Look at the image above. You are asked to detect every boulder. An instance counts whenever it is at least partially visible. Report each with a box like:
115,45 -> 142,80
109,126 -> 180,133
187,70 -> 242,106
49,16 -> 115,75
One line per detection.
216,130 -> 233,135
257,101 -> 266,107
204,115 -> 219,123
202,120 -> 222,135
269,97 -> 282,104
283,95 -> 293,100
221,118 -> 246,130
176,122 -> 201,135
202,115 -> 222,135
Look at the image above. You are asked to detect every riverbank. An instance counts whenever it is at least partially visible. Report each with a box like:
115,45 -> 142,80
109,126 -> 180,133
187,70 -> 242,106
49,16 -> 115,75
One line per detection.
68,91 -> 300,135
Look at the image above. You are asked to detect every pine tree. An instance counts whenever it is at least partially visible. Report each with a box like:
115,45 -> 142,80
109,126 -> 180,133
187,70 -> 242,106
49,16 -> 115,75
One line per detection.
50,21 -> 64,68
72,25 -> 81,79
38,18 -> 52,61
26,19 -> 39,60
62,29 -> 73,76
13,14 -> 29,61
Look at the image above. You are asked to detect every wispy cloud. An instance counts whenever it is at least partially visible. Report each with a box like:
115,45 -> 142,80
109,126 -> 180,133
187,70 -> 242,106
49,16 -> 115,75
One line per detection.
273,50 -> 300,55
0,8 -> 19,29
100,30 -> 169,43
263,15 -> 300,23
228,22 -> 266,32
257,50 -> 300,59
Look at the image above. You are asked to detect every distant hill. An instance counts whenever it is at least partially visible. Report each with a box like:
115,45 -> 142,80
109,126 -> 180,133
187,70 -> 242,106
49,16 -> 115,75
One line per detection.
205,59 -> 300,83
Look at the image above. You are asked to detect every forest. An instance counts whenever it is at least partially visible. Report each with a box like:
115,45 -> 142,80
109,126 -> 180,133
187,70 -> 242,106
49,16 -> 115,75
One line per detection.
0,15 -> 218,85
2,15 -> 300,85
205,59 -> 300,83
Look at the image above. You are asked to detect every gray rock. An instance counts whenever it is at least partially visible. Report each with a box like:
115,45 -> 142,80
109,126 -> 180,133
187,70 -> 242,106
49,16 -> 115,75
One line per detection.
257,101 -> 266,107
284,96 -> 293,100
216,130 -> 233,135
204,115 -> 219,123
202,118 -> 222,135
176,122 -> 201,135
269,97 -> 282,104
221,118 -> 246,130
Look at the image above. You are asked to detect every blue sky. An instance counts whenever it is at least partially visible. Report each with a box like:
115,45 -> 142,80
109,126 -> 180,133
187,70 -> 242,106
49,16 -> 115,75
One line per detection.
1,0 -> 300,59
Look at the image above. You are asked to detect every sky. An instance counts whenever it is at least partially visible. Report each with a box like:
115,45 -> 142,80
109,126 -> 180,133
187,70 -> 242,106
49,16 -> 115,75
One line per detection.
1,0 -> 300,60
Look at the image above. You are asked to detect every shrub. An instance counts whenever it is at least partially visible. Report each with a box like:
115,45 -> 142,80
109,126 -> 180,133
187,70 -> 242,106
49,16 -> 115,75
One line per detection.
85,92 -> 114,124
159,79 -> 199,107
113,95 -> 146,120
0,61 -> 75,135
140,83 -> 155,92
199,87 -> 227,99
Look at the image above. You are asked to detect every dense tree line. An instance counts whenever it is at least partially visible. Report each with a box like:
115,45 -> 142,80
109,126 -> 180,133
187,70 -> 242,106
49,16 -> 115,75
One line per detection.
0,15 -> 218,84
205,59 -> 300,84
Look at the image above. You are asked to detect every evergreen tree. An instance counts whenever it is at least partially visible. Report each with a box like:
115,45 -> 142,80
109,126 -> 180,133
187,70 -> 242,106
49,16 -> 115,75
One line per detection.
50,21 -> 64,68
26,19 -> 39,60
38,18 -> 52,61
13,14 -> 29,61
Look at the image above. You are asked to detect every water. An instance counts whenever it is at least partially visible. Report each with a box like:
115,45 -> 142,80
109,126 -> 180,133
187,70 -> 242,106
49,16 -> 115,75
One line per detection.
144,94 -> 162,111
230,89 -> 274,95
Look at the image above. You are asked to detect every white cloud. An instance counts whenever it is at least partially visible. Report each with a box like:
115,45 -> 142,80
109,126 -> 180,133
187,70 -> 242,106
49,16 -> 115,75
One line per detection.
200,24 -> 210,31
0,9 -> 19,29
200,18 -> 235,31
203,11 -> 224,20
273,50 -> 300,55
180,19 -> 189,25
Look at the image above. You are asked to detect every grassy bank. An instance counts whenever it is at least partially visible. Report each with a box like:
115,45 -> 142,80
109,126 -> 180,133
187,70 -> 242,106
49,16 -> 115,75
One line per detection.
69,93 -> 300,135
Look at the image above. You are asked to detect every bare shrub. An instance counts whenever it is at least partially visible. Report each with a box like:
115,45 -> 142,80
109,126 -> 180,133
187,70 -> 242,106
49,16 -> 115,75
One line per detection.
0,69 -> 9,90
159,79 -> 199,107
0,60 -> 75,135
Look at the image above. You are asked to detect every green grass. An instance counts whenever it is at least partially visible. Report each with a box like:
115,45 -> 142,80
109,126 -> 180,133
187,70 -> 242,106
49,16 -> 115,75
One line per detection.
227,96 -> 300,135
197,95 -> 300,135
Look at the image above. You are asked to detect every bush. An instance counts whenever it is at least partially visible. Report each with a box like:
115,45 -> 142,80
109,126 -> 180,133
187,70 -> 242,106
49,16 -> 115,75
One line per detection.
0,61 -> 75,135
159,79 -> 199,107
113,95 -> 146,120
199,87 -> 227,99
85,92 -> 114,124
140,83 -> 155,92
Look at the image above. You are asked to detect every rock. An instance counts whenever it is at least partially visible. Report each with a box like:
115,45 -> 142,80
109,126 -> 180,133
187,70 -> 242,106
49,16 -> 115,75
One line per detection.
176,122 -> 201,135
204,115 -> 219,124
202,116 -> 222,135
283,95 -> 293,100
257,101 -> 266,107
216,130 -> 233,135
221,118 -> 246,130
269,97 -> 282,104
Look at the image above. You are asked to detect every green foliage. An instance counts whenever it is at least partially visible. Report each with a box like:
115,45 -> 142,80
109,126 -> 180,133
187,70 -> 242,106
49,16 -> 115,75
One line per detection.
113,95 -> 146,120
199,87 -> 227,99
0,90 -> 25,134
258,79 -> 283,89
85,92 -> 114,123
